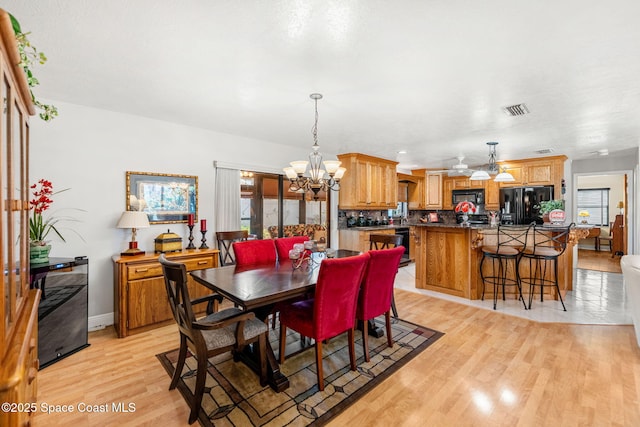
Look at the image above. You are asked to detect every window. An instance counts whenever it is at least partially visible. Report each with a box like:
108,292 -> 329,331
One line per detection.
240,170 -> 328,240
577,188 -> 609,226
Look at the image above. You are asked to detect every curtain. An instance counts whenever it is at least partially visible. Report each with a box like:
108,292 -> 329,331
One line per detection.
214,166 -> 241,236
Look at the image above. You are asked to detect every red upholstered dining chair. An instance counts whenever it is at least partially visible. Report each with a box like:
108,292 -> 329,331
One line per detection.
274,235 -> 310,261
232,239 -> 277,266
278,253 -> 370,391
159,255 -> 268,424
357,246 -> 405,362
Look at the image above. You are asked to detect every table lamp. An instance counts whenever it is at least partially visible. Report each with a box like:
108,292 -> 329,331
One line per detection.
117,211 -> 150,256
618,201 -> 624,214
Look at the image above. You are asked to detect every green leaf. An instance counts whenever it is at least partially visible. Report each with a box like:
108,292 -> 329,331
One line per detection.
9,14 -> 21,35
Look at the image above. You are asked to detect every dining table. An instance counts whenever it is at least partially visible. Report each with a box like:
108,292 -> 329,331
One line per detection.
190,249 -> 361,392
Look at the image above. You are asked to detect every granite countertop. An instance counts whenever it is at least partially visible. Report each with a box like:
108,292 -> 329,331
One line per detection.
340,224 -> 417,231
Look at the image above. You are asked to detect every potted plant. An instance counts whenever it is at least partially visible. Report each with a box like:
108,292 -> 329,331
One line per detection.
537,199 -> 565,223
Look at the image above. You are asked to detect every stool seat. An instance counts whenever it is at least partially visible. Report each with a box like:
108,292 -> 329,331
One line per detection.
523,247 -> 562,257
482,245 -> 520,256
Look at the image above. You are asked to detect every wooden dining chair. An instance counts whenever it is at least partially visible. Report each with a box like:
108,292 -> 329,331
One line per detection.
216,230 -> 249,266
274,235 -> 310,261
369,233 -> 404,318
278,253 -> 370,391
159,254 -> 268,424
232,239 -> 278,266
357,246 -> 405,362
369,233 -> 403,250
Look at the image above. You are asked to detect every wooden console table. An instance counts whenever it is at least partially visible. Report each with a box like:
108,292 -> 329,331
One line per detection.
113,249 -> 219,337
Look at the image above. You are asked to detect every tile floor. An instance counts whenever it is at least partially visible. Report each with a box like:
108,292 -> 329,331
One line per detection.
395,263 -> 631,325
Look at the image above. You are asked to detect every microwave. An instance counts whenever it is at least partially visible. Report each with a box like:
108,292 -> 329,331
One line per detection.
452,189 -> 485,206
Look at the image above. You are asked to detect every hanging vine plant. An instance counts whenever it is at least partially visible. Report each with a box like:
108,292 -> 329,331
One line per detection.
9,14 -> 58,121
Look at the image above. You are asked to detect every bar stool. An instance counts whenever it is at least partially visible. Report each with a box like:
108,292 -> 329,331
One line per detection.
518,223 -> 574,311
480,224 -> 533,310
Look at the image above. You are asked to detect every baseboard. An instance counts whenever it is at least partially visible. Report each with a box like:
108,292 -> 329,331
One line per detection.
88,312 -> 114,332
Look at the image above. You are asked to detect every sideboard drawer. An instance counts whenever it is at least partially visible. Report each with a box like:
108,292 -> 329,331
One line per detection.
127,263 -> 163,280
183,257 -> 215,271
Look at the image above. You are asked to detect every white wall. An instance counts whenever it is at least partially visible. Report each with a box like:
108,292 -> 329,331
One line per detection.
29,101 -> 312,325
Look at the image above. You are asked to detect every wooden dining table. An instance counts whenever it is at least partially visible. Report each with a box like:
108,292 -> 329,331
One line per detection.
190,249 -> 361,392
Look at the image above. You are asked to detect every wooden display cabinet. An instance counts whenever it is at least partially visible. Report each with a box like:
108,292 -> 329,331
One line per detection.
0,10 -> 40,427
113,249 -> 219,337
337,153 -> 399,210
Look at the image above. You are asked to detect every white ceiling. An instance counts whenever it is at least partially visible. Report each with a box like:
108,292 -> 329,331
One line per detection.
5,1 -> 640,170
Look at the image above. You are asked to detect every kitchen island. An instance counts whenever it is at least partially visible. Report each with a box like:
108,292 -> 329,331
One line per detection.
414,223 -> 586,300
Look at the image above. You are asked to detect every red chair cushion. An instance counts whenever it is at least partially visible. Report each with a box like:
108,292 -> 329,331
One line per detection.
274,236 -> 310,261
232,239 -> 277,266
279,253 -> 370,342
357,246 -> 405,321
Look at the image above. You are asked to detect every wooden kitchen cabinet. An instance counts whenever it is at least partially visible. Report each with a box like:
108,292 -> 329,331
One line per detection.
424,172 -> 442,209
497,157 -> 564,188
113,249 -> 219,337
484,179 -> 501,211
337,153 -> 399,209
398,172 -> 426,210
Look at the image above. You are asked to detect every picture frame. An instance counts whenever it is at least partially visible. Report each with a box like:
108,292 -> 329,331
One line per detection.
126,171 -> 198,224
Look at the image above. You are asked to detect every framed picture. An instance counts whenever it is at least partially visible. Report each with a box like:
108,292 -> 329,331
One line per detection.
126,171 -> 198,224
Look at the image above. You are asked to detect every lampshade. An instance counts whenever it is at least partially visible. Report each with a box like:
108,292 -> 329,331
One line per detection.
617,201 -> 624,209
469,170 -> 491,181
116,211 -> 150,229
494,167 -> 515,182
117,211 -> 149,256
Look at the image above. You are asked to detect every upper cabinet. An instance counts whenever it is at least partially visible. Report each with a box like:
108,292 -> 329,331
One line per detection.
398,172 -> 427,210
497,156 -> 566,191
337,153 -> 398,210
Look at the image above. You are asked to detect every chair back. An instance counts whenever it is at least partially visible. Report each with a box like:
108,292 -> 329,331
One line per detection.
313,253 -> 370,341
358,246 -> 405,320
530,223 -> 575,257
274,235 -> 310,261
232,239 -> 277,266
159,254 -> 198,341
216,230 -> 249,266
496,222 -> 535,254
369,233 -> 403,250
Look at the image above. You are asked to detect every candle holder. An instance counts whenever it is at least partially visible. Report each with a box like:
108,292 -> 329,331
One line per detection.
186,225 -> 196,249
199,230 -> 208,249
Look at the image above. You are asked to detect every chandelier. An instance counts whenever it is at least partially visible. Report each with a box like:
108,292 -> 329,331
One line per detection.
470,141 -> 514,182
283,93 -> 346,200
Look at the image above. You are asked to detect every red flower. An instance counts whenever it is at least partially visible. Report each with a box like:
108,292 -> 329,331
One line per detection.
455,200 -> 476,214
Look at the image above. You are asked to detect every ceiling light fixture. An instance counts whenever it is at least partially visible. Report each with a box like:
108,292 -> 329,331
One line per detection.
494,166 -> 516,182
470,141 -> 512,181
283,93 -> 346,200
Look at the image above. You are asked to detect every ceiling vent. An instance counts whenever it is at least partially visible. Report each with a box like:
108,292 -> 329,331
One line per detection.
503,103 -> 530,116
535,148 -> 554,154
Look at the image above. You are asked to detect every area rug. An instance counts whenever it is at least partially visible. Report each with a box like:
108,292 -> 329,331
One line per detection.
156,317 -> 443,426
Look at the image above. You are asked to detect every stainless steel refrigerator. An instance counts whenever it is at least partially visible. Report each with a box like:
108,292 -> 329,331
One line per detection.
499,186 -> 554,224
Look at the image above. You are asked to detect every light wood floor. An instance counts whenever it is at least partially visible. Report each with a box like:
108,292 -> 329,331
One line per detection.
577,248 -> 622,273
33,290 -> 640,426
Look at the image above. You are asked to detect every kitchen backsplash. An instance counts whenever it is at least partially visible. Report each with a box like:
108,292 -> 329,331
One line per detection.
338,209 -> 457,228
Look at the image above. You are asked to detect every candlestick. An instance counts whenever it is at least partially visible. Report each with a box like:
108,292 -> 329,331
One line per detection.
199,230 -> 208,249
200,219 -> 207,231
186,224 -> 196,249
187,213 -> 194,226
